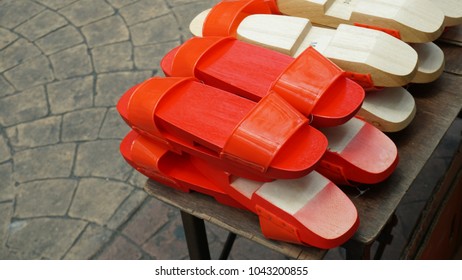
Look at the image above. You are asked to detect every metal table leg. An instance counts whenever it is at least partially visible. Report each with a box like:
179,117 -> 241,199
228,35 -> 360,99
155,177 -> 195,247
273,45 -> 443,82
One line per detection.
180,211 -> 211,260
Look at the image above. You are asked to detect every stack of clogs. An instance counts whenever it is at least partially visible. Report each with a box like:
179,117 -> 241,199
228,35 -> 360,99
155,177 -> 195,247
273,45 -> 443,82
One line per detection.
116,0 -> 462,249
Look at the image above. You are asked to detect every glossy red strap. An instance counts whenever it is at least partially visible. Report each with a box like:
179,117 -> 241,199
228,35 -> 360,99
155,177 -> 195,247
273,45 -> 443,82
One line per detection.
131,134 -> 166,171
129,133 -> 181,188
354,23 -> 402,39
270,47 -> 344,116
203,0 -> 280,37
344,71 -> 375,89
222,93 -> 308,173
170,36 -> 234,77
127,76 -> 196,144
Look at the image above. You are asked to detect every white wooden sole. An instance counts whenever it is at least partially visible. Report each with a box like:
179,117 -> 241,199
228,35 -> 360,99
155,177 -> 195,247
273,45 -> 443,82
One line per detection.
358,87 -> 416,132
277,0 -> 445,43
410,43 -> 445,84
237,14 -> 418,87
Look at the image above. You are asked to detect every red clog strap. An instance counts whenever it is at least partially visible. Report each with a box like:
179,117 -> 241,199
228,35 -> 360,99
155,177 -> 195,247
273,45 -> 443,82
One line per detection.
353,23 -> 402,39
129,134 -> 182,189
344,71 -> 377,90
127,76 -> 196,145
316,159 -> 353,187
203,0 -> 281,37
256,205 -> 302,244
222,93 -> 308,173
170,36 -> 233,77
270,47 -> 344,116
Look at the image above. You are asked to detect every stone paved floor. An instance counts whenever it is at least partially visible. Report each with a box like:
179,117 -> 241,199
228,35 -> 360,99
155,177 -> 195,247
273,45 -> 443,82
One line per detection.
0,0 -> 460,260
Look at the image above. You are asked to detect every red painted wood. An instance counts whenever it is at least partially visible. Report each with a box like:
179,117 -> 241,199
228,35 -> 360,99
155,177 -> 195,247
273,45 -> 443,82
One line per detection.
161,36 -> 364,127
117,76 -> 328,180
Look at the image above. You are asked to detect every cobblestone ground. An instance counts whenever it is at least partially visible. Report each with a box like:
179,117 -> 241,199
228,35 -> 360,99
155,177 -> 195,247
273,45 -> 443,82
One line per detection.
0,0 -> 291,260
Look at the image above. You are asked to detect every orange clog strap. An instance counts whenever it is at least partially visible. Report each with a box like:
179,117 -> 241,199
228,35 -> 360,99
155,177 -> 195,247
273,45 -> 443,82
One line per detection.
316,159 -> 353,187
270,47 -> 344,116
344,71 -> 378,90
256,205 -> 302,244
353,23 -> 402,39
126,132 -> 182,189
222,93 -> 308,173
170,36 -> 233,77
127,76 -> 196,144
202,0 -> 280,37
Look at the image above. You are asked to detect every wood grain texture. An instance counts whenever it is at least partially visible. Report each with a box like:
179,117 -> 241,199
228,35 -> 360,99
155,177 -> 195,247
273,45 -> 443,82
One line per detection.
237,14 -> 418,87
276,0 -> 445,42
428,0 -> 462,26
410,42 -> 445,83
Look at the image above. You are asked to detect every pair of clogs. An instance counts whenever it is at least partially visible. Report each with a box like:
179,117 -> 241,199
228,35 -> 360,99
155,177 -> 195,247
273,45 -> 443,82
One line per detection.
117,36 -> 398,249
188,0 -> 453,133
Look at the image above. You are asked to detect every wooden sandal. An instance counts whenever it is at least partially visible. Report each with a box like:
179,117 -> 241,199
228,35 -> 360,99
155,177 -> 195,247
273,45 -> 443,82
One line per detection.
316,117 -> 399,186
157,56 -> 397,184
191,3 -> 445,85
275,0 -> 445,43
359,87 -> 416,133
189,1 -> 419,132
161,36 -> 365,127
117,76 -> 328,180
190,3 -> 418,87
191,151 -> 359,249
121,130 -> 359,249
410,42 -> 445,84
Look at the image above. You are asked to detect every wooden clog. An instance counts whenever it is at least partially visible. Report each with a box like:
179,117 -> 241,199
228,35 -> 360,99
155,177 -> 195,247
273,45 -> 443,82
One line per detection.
195,6 -> 445,85
316,117 -> 399,186
189,2 -> 419,131
159,48 -> 397,184
276,0 -> 445,43
121,130 -> 359,249
359,87 -> 416,133
410,42 -> 445,84
117,76 -> 328,180
191,151 -> 359,249
120,130 -> 244,208
191,6 -> 418,87
161,36 -> 365,127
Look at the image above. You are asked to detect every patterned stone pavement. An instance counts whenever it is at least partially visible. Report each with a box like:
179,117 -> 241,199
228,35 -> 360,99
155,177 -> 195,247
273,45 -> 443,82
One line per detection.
0,0 -> 460,260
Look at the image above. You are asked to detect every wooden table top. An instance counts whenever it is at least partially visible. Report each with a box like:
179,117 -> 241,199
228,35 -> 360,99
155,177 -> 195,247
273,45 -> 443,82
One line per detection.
144,34 -> 462,260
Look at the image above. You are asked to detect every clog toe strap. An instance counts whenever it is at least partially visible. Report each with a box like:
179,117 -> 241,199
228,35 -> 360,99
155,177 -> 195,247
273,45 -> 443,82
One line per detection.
270,47 -> 345,117
222,93 -> 308,173
126,76 -> 196,145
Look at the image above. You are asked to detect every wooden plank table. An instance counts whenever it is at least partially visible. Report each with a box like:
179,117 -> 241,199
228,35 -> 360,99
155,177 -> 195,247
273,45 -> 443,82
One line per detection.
144,39 -> 462,260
